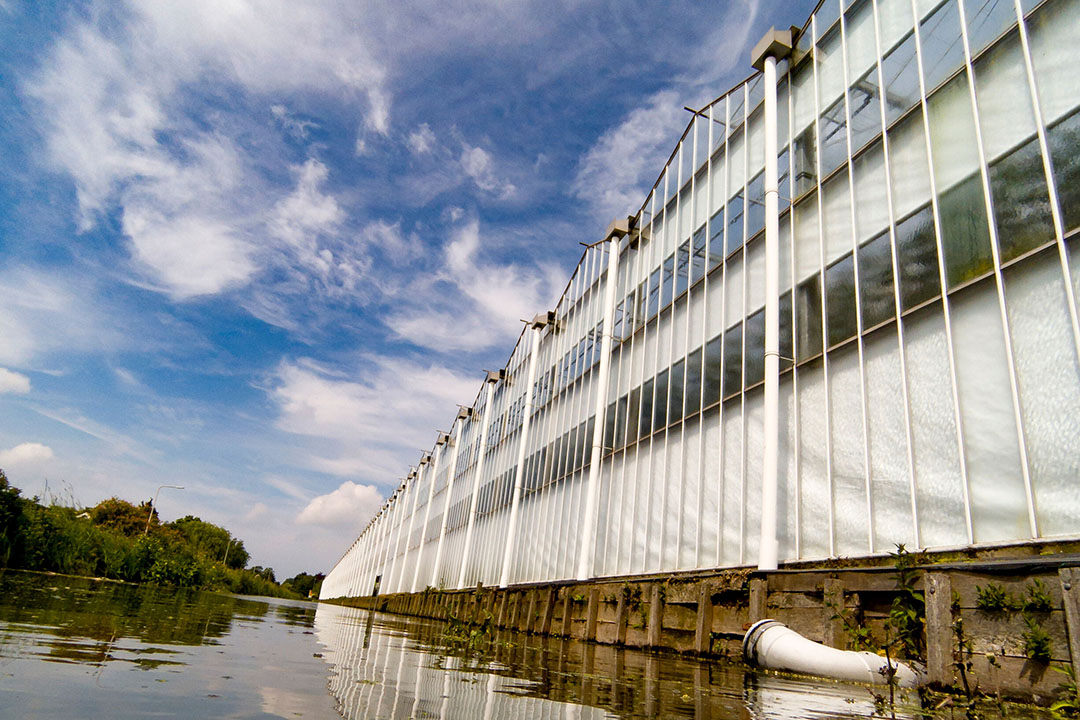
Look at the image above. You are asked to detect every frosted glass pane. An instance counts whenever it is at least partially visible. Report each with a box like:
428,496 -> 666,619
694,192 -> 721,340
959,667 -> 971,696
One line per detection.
780,215 -> 794,293
747,239 -> 766,313
878,0 -> 914,53
632,443 -> 649,571
887,112 -> 933,219
798,360 -> 830,557
1028,0 -> 1080,125
822,170 -> 853,264
845,0 -> 877,80
864,326 -> 915,550
853,142 -> 889,242
706,271 -> 725,337
647,440 -> 665,571
643,323 -> 657,377
603,453 -> 623,574
795,196 -> 821,282
829,345 -> 868,555
927,72 -> 980,192
710,150 -> 727,215
694,169 -> 708,230
748,109 -> 765,176
792,62 -> 816,135
701,409 -> 721,567
778,377 -> 798,561
725,253 -> 744,328
1005,251 -> 1080,537
681,417 -> 702,568
680,188 -> 693,243
744,389 -> 764,563
973,31 -> 1036,161
818,27 -> 845,111
903,302 -> 966,547
914,0 -> 941,20
728,130 -> 746,199
721,402 -> 743,565
688,285 -> 705,351
951,280 -> 1028,542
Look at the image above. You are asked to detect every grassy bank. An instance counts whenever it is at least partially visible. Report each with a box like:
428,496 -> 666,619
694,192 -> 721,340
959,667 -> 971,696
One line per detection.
0,470 -> 309,599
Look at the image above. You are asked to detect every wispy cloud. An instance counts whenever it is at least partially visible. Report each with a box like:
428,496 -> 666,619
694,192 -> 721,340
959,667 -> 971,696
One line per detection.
407,123 -> 436,155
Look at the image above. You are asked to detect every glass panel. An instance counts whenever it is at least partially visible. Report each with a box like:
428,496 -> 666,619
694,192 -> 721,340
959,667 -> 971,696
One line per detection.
653,370 -> 669,431
692,226 -> 707,284
778,147 -> 791,213
728,128 -> 745,195
816,0 -> 841,36
1005,249 -> 1080,537
858,230 -> 896,328
792,61 -> 816,136
676,240 -> 690,296
639,378 -> 654,440
722,323 -> 743,398
973,30 -> 1036,162
878,0 -> 914,55
919,0 -> 965,92
744,310 -> 765,387
1047,110 -> 1080,233
848,67 -> 882,152
822,170 -> 853,264
708,209 -> 724,270
748,108 -> 765,176
704,335 -> 723,406
746,172 -> 765,239
747,238 -> 765,313
864,324 -> 916,549
817,25 -> 845,111
964,0 -> 1018,57
903,300 -> 966,546
940,173 -> 993,288
887,112 -> 932,219
826,253 -> 858,346
720,401 -> 742,564
881,32 -> 920,125
685,347 -> 702,416
927,72 -> 980,192
797,359 -> 829,557
661,253 -> 675,309
951,279 -> 1027,543
1028,0 -> 1080,126
853,141 -> 888,242
679,186 -> 693,242
793,125 -> 817,196
725,251 -> 744,328
668,359 -> 685,425
727,193 -> 745,256
694,168 -> 708,229
989,137 -> 1055,263
820,98 -> 849,177
797,274 -> 824,360
845,0 -> 877,80
830,344 -> 869,555
794,194 -> 820,282
780,289 -> 795,372
647,268 -> 661,318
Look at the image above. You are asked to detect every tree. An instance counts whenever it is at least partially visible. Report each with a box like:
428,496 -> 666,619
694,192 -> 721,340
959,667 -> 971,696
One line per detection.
250,566 -> 276,583
282,572 -> 325,598
169,516 -> 249,569
90,497 -> 153,537
0,469 -> 24,565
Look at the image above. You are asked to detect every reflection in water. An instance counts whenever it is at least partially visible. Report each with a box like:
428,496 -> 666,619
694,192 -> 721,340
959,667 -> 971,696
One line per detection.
315,603 -> 946,720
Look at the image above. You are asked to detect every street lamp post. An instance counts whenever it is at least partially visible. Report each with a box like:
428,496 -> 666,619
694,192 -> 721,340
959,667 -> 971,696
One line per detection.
144,484 -> 184,535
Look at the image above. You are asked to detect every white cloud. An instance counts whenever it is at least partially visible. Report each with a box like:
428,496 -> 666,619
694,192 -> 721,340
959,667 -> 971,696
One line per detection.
572,89 -> 685,222
460,143 -> 515,199
407,123 -> 436,155
271,104 -> 317,138
270,356 -> 477,481
0,368 -> 30,395
270,158 -> 344,268
297,480 -> 383,527
0,442 -> 54,468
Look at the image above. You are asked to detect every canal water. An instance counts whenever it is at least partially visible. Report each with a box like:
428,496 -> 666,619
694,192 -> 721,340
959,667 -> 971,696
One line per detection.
0,571 -> 1047,718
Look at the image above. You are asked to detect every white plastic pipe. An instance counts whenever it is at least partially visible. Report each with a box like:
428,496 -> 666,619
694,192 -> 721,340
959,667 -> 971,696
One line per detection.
743,619 -> 925,688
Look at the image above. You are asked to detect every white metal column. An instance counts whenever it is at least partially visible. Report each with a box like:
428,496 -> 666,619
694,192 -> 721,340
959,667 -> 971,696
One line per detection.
577,225 -> 627,580
752,29 -> 792,571
498,315 -> 548,588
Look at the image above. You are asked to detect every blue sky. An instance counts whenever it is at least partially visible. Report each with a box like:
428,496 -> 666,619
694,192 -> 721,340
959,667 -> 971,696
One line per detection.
0,0 -> 815,578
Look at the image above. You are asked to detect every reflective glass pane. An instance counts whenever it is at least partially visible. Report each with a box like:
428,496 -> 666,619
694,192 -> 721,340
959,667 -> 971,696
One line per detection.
639,378 -> 654,439
919,0 -> 965,92
792,61 -> 816,136
677,240 -> 690,296
797,274 -> 824,360
727,194 -> 745,256
817,25 -> 845,111
1028,0 -> 1080,126
662,253 -> 675,309
780,289 -> 795,372
722,323 -> 743,398
653,370 -> 669,431
820,98 -> 849,177
747,172 -> 765,239
748,108 -> 765,176
725,251 -> 744,328
973,30 -> 1036,162
858,230 -> 896,328
744,309 -> 765,387
728,127 -> 745,193
878,0 -> 914,55
710,148 -> 727,213
881,32 -> 920,125
848,67 -> 882,152
692,226 -> 707,284
704,335 -> 723,406
1047,110 -> 1080,233
989,137 -> 1055,263
793,125 -> 817,196
685,347 -> 702,416
668,359 -> 685,425
896,204 -> 940,310
826,253 -> 858,346
940,173 -> 993,288
648,268 -> 661,318
964,0 -> 1018,57
747,238 -> 765,313
845,0 -> 877,79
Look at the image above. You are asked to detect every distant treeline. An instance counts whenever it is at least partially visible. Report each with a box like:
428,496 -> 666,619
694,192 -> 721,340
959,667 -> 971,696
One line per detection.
0,470 -> 322,599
